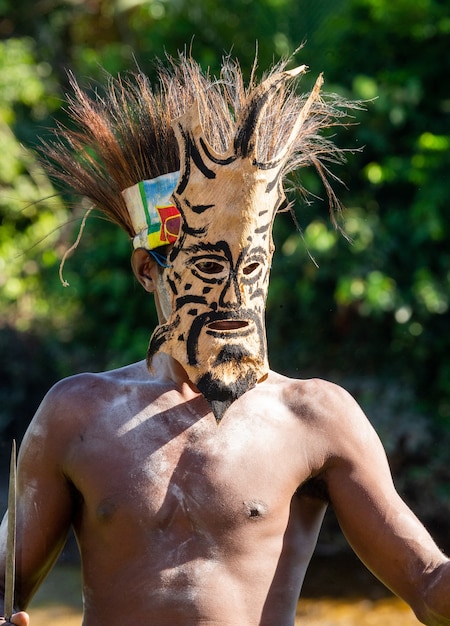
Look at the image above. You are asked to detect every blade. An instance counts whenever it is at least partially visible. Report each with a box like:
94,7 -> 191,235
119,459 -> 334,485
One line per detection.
4,440 -> 16,621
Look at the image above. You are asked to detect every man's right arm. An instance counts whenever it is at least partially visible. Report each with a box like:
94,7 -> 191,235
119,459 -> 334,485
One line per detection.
0,379 -> 79,622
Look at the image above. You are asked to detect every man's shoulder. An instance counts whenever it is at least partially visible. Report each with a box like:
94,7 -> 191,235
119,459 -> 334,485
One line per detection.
266,370 -> 370,433
31,361 -> 151,426
50,360 -> 150,392
21,361 -> 165,464
266,369 -> 353,404
266,372 -> 382,475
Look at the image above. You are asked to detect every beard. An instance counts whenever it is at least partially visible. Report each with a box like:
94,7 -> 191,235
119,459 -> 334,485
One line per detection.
195,344 -> 260,421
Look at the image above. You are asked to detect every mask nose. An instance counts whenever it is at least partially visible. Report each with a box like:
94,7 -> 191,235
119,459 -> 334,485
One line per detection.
219,273 -> 242,309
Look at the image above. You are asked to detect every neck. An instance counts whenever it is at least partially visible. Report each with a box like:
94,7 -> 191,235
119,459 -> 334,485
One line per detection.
148,353 -> 241,423
149,352 -> 201,400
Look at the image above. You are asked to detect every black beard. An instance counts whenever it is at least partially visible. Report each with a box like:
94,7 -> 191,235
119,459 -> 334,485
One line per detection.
196,367 -> 258,422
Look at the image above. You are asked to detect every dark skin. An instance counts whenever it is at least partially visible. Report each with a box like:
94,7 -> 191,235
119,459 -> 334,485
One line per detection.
1,249 -> 450,625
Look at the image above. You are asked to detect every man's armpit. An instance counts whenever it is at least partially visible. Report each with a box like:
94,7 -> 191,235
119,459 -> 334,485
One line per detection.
297,477 -> 330,502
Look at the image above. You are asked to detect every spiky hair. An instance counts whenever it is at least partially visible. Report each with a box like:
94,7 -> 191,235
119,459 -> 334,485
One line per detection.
41,53 -> 354,238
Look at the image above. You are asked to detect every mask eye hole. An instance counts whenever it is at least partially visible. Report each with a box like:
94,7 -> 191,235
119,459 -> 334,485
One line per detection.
243,262 -> 260,276
189,255 -> 229,283
195,260 -> 226,275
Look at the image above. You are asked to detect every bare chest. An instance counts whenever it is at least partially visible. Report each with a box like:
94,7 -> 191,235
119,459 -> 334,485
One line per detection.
66,389 -> 308,540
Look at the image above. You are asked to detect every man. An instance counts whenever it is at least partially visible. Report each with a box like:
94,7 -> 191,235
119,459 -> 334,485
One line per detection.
1,53 -> 450,626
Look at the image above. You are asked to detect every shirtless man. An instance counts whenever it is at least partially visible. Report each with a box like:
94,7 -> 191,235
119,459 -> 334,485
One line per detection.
1,54 -> 450,626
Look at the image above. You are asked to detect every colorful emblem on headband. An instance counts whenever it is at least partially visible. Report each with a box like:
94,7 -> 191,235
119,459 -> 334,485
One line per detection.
122,171 -> 181,250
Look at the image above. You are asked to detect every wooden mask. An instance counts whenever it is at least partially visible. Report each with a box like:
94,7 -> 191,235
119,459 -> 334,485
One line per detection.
144,68 -> 323,420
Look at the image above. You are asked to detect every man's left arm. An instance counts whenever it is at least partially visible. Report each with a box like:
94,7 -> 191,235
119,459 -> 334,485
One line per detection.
321,384 -> 450,625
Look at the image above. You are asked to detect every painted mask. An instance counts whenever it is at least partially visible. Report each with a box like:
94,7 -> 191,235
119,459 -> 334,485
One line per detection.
122,67 -> 323,419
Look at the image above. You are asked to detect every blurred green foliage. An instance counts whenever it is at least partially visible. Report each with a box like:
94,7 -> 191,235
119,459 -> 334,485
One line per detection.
1,0 -> 449,529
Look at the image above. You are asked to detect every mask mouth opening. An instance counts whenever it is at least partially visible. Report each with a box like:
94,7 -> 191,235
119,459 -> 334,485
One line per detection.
207,320 -> 249,331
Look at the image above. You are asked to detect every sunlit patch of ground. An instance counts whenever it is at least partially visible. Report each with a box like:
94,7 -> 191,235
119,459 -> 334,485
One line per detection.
296,597 -> 419,625
29,606 -> 83,626
27,563 -> 421,626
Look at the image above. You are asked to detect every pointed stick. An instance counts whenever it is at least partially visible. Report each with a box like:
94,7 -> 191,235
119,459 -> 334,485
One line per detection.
4,440 -> 16,622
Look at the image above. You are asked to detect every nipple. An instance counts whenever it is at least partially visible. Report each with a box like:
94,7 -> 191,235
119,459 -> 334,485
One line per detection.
244,499 -> 267,519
